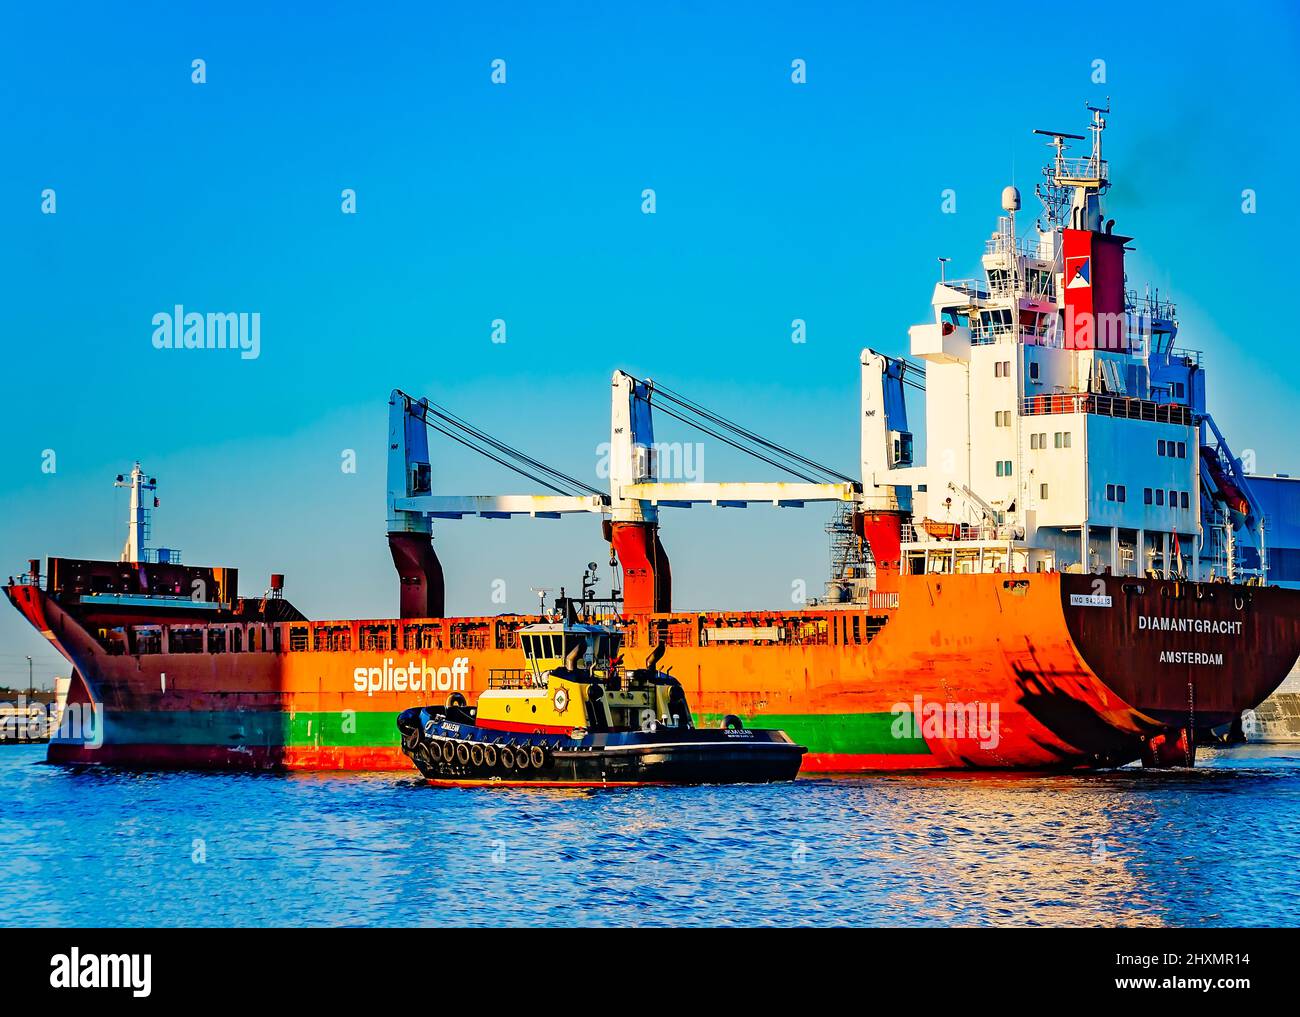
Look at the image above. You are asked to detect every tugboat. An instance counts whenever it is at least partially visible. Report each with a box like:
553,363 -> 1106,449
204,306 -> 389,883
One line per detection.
396,596 -> 806,787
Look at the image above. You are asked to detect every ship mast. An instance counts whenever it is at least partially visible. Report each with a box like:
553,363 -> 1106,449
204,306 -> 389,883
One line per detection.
115,463 -> 157,564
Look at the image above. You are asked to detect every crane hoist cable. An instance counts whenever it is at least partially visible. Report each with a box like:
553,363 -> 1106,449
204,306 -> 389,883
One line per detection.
397,391 -> 604,499
624,375 -> 856,485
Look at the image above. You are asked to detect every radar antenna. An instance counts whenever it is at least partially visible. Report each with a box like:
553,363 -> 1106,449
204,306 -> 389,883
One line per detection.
1031,98 -> 1111,229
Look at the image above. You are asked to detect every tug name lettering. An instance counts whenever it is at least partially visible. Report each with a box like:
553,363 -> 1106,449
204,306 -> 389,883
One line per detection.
353,657 -> 469,696
1137,616 -> 1243,636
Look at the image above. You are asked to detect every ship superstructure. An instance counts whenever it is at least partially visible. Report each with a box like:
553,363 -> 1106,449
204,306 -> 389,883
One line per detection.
854,104 -> 1269,589
6,107 -> 1300,773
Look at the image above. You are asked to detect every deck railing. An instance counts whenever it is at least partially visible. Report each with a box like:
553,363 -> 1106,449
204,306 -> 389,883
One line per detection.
1020,392 -> 1194,426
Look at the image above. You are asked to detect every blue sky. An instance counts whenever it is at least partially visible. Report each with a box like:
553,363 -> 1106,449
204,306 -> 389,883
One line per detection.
3,1 -> 1299,687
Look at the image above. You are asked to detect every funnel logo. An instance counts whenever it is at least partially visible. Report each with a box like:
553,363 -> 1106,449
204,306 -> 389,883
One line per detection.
1066,255 -> 1091,289
353,657 -> 469,696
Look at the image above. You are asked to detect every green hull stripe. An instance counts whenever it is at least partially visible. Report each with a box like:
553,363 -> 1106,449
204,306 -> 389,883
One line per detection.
699,711 -> 931,755
88,709 -> 930,756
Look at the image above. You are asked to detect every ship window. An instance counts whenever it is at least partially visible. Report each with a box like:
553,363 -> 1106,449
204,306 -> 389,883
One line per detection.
1118,486 -> 1126,503
995,460 -> 1013,477
1169,489 -> 1177,507
1030,433 -> 1039,449
1029,361 -> 1041,382
1040,483 -> 1049,499
1181,491 -> 1190,509
1177,441 -> 1187,458
1106,484 -> 1115,501
1158,439 -> 1167,456
995,410 -> 1011,427
1144,488 -> 1153,505
1156,490 -> 1165,506
170,627 -> 205,654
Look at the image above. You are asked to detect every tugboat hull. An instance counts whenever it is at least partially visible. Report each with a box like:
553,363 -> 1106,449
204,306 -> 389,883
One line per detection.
398,708 -> 806,787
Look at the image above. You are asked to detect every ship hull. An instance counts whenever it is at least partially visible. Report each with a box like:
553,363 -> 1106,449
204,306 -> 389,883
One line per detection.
9,571 -> 1299,772
397,708 -> 806,787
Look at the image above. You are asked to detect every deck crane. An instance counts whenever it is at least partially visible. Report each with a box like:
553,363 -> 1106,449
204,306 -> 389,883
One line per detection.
608,370 -> 867,614
388,354 -> 915,619
386,390 -> 608,618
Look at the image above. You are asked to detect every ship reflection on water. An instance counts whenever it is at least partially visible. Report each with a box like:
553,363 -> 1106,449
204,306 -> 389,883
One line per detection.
1,744 -> 1298,927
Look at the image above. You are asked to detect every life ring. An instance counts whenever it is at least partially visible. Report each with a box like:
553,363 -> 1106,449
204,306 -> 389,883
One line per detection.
439,740 -> 457,764
469,743 -> 485,767
529,745 -> 546,769
723,714 -> 744,731
498,745 -> 516,769
454,741 -> 471,765
446,692 -> 467,709
482,744 -> 498,768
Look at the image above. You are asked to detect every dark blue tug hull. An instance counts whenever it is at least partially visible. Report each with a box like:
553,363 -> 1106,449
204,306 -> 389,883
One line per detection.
397,706 -> 806,786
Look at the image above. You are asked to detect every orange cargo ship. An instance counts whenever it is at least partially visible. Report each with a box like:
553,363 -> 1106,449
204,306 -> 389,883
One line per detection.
8,108 -> 1300,772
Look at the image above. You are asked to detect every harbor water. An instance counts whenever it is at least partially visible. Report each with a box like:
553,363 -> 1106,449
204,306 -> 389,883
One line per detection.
2,743 -> 1299,927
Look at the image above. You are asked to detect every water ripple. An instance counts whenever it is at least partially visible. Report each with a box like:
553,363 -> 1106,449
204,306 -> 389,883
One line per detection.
2,744 -> 1299,926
